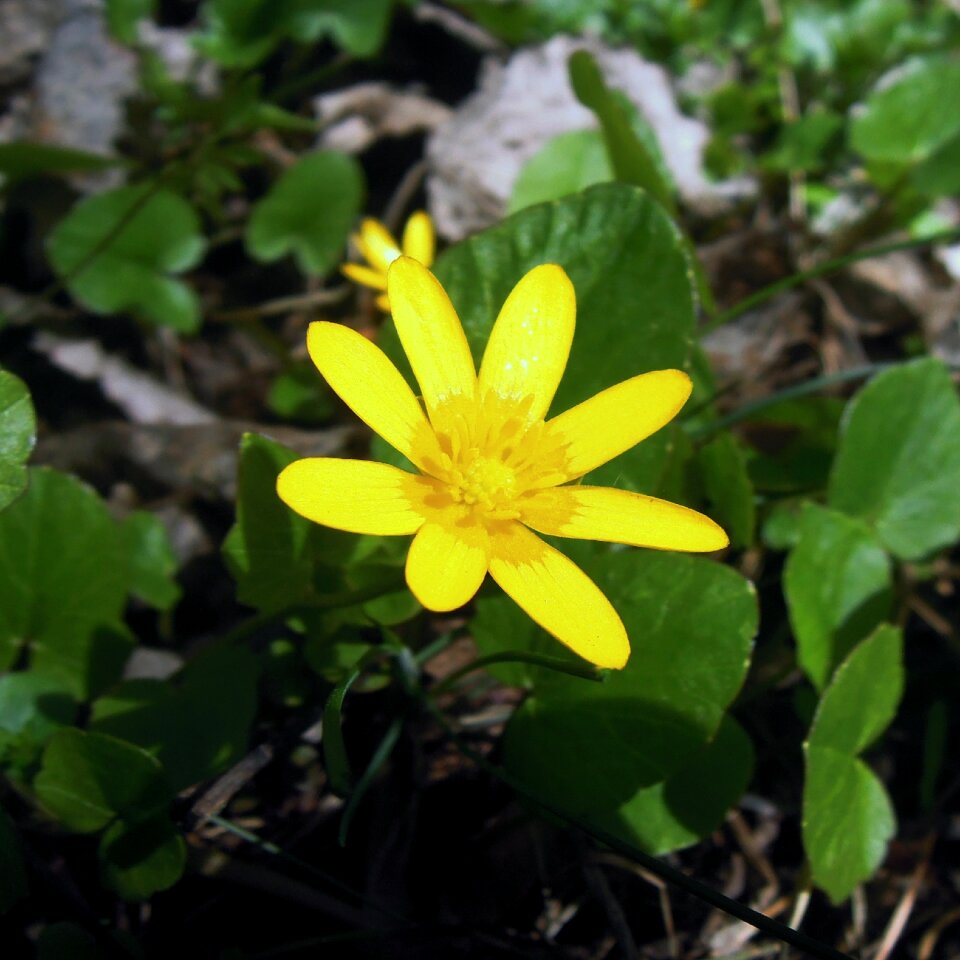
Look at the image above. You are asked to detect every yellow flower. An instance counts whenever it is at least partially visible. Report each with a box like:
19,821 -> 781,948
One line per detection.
341,212 -> 435,312
277,259 -> 728,669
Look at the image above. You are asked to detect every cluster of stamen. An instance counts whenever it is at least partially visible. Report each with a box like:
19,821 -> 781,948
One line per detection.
418,392 -> 570,525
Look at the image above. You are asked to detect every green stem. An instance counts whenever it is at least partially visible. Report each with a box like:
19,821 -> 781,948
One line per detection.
704,226 -> 960,332
430,651 -> 605,697
420,699 -> 854,960
689,363 -> 890,440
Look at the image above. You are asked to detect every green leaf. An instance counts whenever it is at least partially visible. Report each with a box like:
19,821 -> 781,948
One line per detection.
568,51 -> 676,214
90,645 -> 258,792
697,433 -> 755,549
0,805 -> 28,913
223,433 -> 324,613
381,183 -> 696,493
601,715 -> 753,855
0,142 -> 120,185
808,624 -> 903,758
784,504 -> 892,690
99,815 -> 186,900
508,130 -> 612,214
34,729 -> 170,833
828,358 -> 960,559
0,673 -> 76,777
193,0 -> 281,67
762,109 -> 843,173
0,371 -> 35,512
803,746 -> 895,903
851,57 -> 960,167
501,549 -> 756,812
106,0 -> 156,44
246,151 -> 364,276
286,0 -> 394,57
910,127 -> 960,198
267,362 -> 335,423
47,184 -> 206,332
120,511 -> 181,610
0,468 -> 132,699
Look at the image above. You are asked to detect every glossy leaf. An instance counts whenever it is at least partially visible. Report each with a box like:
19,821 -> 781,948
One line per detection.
501,548 -> 756,812
828,358 -> 960,559
784,504 -> 892,690
34,729 -> 170,833
0,469 -> 131,699
246,151 -> 364,276
47,185 -> 206,332
601,716 -> 754,855
803,746 -> 895,904
381,183 -> 696,493
808,624 -> 903,760
0,371 -> 35,512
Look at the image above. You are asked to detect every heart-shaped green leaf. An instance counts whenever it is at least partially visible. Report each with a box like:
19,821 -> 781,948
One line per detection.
599,715 -> 754,855
499,548 -> 756,813
246,151 -> 364,276
34,729 -> 170,833
0,371 -> 35,512
784,504 -> 892,690
0,469 -> 131,698
509,130 -> 612,214
48,185 -> 206,332
99,814 -> 186,901
90,645 -> 258,792
828,358 -> 960,560
808,624 -> 903,761
803,746 -> 895,904
851,57 -> 960,167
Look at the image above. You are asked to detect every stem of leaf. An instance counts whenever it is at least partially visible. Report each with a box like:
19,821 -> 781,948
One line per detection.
429,651 -> 605,697
703,226 -> 960,333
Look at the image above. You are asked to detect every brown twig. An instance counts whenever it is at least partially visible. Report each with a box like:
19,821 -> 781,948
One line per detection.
871,833 -> 936,960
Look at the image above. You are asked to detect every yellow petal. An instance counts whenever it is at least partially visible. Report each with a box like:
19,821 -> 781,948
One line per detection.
520,485 -> 729,552
488,523 -> 629,669
401,211 -> 435,266
547,370 -> 692,479
341,262 -> 387,291
277,458 -> 426,535
387,257 -> 477,414
478,264 -> 575,422
375,291 -> 391,313
306,321 -> 439,469
405,521 -> 488,611
358,218 -> 401,272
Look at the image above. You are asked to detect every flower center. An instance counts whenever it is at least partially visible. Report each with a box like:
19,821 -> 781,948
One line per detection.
417,392 -> 571,525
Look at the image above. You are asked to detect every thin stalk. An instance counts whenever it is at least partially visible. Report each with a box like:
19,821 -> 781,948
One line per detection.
430,651 -> 605,697
704,226 -> 960,332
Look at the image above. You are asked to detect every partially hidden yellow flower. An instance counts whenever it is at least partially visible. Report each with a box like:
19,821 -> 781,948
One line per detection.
277,258 -> 728,669
341,212 -> 435,312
